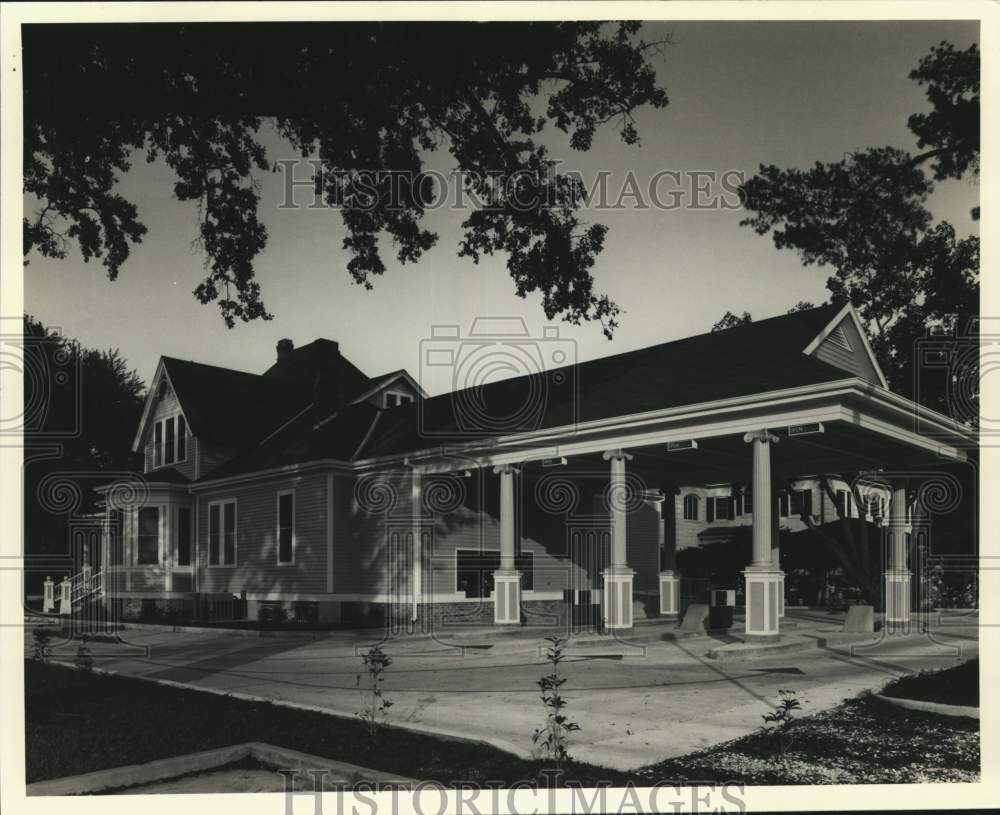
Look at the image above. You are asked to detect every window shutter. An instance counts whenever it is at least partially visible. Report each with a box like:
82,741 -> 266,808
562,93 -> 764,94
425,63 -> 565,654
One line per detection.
707,498 -> 715,523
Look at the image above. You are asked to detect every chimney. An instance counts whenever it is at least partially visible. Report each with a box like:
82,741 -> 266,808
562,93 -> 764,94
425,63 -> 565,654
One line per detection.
313,340 -> 341,412
276,338 -> 294,365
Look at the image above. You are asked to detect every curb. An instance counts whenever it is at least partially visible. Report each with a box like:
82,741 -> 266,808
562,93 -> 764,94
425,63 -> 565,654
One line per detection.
873,693 -> 979,720
27,741 -> 417,795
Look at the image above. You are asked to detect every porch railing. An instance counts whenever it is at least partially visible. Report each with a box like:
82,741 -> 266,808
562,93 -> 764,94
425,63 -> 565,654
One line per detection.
69,567 -> 103,606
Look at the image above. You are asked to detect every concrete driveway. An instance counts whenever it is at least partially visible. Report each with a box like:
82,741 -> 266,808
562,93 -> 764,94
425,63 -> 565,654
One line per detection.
35,610 -> 979,771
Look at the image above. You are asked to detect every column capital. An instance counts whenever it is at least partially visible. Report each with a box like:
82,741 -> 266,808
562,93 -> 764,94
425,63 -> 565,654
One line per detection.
492,463 -> 519,476
602,448 -> 634,462
743,429 -> 780,445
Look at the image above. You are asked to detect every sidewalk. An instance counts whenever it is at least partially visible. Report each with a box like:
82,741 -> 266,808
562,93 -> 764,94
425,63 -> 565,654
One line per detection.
35,610 -> 979,770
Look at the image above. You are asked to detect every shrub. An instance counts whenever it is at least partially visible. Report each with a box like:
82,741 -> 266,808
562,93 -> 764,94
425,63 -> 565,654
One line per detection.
532,636 -> 580,772
757,688 -> 801,761
74,635 -> 94,672
356,644 -> 393,740
32,628 -> 54,662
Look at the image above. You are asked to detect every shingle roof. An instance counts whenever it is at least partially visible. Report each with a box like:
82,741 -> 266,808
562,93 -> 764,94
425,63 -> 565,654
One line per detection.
356,303 -> 851,459
262,339 -> 372,401
141,466 -> 191,485
162,357 -> 312,447
202,401 -> 380,480
194,303 -> 862,480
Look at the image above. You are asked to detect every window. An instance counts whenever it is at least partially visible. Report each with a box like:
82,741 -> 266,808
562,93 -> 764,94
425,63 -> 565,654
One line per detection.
836,489 -> 853,518
209,500 -> 237,565
706,496 -> 732,523
164,417 -> 175,465
136,507 -> 160,565
456,549 -> 499,598
151,414 -> 186,468
176,506 -> 192,566
383,391 -> 414,408
682,494 -> 699,521
778,491 -> 789,517
735,490 -> 752,516
454,550 -> 532,595
791,489 -> 813,519
154,422 -> 163,467
108,509 -> 124,565
177,416 -> 187,461
277,491 -> 294,564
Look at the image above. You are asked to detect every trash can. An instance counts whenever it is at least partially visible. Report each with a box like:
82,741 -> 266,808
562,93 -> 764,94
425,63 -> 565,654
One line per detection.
709,589 -> 735,630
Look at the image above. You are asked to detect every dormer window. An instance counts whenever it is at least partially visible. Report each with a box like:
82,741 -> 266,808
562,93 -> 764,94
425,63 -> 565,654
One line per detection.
383,391 -> 414,408
153,414 -> 187,468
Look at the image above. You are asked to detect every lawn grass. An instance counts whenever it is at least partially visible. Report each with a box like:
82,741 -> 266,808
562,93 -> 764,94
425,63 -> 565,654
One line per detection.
880,659 -> 979,707
25,661 -> 979,787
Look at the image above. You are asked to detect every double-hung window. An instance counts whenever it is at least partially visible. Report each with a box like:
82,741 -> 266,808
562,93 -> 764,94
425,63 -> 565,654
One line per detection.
176,506 -> 192,566
153,423 -> 163,467
136,507 -> 160,565
836,489 -> 853,518
164,417 -> 175,465
208,500 -> 237,565
682,494 -> 699,521
277,491 -> 294,564
152,414 -> 187,468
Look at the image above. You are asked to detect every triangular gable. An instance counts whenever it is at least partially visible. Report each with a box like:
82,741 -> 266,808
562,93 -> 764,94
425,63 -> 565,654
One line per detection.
349,370 -> 428,405
130,358 -> 191,453
802,304 -> 888,389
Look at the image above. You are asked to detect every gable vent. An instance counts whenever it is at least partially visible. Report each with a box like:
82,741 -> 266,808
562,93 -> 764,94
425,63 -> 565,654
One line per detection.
828,324 -> 853,352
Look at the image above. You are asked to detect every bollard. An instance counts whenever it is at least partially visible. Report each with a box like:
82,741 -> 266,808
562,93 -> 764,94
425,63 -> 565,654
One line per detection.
43,576 -> 55,613
59,577 -> 72,616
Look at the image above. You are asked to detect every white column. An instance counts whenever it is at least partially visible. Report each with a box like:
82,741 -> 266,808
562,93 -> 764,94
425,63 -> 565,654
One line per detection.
885,480 -> 911,628
658,492 -> 680,618
602,449 -> 635,629
492,464 -> 521,624
411,471 -> 422,623
770,483 -> 784,618
743,430 -> 783,640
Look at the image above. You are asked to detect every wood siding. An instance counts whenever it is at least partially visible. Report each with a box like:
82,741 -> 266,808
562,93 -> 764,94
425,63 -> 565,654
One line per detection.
142,385 -> 196,479
811,315 -> 882,385
196,473 -> 329,595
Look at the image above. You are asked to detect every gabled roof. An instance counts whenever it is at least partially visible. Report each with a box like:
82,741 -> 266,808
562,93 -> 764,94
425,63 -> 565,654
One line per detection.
200,400 -> 381,482
141,466 -> 191,485
263,338 -> 372,401
193,303 -> 885,482
350,369 -> 428,405
158,357 -> 312,447
802,302 -> 889,388
355,303 -> 857,459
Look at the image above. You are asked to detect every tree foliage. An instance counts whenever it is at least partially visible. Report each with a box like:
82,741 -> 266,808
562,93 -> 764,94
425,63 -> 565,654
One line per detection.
23,22 -> 670,336
23,316 -> 146,571
711,311 -> 752,332
729,40 -> 979,413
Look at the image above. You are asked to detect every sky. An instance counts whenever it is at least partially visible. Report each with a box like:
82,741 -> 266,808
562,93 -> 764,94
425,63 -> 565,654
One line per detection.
23,20 -> 980,395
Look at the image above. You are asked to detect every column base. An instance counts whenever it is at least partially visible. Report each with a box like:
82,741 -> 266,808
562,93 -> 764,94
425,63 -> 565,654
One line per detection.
493,570 -> 521,625
884,569 -> 912,627
603,567 -> 634,630
659,570 -> 680,617
743,566 -> 784,638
